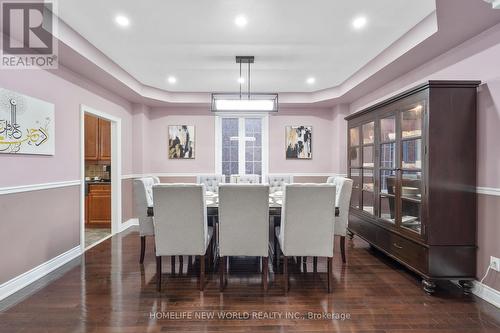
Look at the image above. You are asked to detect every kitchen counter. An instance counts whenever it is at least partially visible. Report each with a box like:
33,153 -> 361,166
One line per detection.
85,180 -> 111,196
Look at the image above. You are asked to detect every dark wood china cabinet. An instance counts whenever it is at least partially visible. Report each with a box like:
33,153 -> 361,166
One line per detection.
346,81 -> 480,295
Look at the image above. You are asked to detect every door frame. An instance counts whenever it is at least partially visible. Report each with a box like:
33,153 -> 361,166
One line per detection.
79,105 -> 122,251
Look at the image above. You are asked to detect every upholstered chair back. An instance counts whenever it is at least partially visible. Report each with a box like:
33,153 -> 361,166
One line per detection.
153,184 -> 209,256
267,175 -> 293,193
279,184 -> 336,257
230,174 -> 260,184
326,176 -> 354,236
196,175 -> 225,193
218,184 -> 270,257
133,178 -> 156,237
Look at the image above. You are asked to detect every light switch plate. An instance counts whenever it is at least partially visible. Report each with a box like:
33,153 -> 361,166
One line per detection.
490,256 -> 500,272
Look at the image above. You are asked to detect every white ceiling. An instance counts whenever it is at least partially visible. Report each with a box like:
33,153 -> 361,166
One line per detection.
57,0 -> 436,93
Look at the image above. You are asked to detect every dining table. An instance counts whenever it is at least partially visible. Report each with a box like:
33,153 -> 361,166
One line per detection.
146,190 -> 340,219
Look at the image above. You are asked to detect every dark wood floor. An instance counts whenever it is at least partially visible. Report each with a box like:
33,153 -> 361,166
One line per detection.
1,227 -> 499,333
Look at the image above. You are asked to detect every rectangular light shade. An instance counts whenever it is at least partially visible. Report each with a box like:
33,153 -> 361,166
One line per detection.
211,93 -> 278,112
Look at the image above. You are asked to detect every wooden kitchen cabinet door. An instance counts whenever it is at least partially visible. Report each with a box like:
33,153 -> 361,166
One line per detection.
84,114 -> 99,161
87,185 -> 111,227
98,118 -> 111,161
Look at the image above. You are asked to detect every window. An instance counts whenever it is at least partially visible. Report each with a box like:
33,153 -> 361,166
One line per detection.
215,115 -> 268,182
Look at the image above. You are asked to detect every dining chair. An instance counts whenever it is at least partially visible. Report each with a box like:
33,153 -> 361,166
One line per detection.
218,184 -> 270,291
196,175 -> 225,193
267,175 -> 293,193
152,184 -> 214,291
326,176 -> 354,263
133,177 -> 156,264
276,183 -> 336,293
230,174 -> 260,184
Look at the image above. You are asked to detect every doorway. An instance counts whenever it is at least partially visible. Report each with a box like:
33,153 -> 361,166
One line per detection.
80,105 -> 122,251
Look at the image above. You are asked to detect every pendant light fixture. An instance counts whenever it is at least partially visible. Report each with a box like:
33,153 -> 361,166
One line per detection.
211,56 -> 278,112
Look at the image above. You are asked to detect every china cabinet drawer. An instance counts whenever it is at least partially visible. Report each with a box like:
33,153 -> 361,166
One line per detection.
389,233 -> 427,274
348,213 -> 376,241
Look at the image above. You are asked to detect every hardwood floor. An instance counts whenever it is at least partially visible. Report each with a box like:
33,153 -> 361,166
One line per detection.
1,227 -> 499,333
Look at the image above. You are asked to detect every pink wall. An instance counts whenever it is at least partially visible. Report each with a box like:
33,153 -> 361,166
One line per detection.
331,104 -> 349,175
144,107 -> 339,175
0,65 -> 138,286
269,108 -> 335,174
347,28 -> 500,291
0,66 -> 137,187
146,107 -> 216,174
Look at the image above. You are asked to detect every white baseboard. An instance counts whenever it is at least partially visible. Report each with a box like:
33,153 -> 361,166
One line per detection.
472,280 -> 500,308
120,218 -> 139,232
0,246 -> 81,301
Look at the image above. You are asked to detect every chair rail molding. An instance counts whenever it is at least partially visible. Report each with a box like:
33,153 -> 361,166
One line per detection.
476,186 -> 500,196
0,246 -> 82,301
0,180 -> 81,196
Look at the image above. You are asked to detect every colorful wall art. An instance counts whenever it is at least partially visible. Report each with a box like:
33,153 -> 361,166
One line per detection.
168,125 -> 195,159
0,88 -> 55,155
286,125 -> 312,159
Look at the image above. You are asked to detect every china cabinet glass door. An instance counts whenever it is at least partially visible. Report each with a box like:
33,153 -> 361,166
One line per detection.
376,104 -> 424,236
349,127 -> 361,209
378,115 -> 397,225
361,122 -> 375,215
398,103 -> 424,236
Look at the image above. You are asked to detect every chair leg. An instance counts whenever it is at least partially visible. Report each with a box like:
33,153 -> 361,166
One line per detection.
171,256 -> 176,274
284,256 -> 289,292
140,236 -> 146,264
156,256 -> 162,292
263,257 -> 268,291
224,257 -> 228,287
179,256 -> 184,274
206,241 -> 212,271
219,256 -> 225,291
274,235 -> 278,264
200,255 -> 205,291
340,236 -> 346,264
295,256 -> 301,266
275,237 -> 280,271
327,257 -> 331,292
328,257 -> 333,293
313,257 -> 318,273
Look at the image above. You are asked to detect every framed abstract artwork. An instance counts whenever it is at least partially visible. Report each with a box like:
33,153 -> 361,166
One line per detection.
168,125 -> 195,159
0,88 -> 55,155
285,125 -> 312,159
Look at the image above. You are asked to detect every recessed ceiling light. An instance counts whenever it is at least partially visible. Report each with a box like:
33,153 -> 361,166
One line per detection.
306,77 -> 316,85
115,15 -> 130,27
237,77 -> 245,84
352,16 -> 367,30
167,76 -> 177,84
235,15 -> 248,27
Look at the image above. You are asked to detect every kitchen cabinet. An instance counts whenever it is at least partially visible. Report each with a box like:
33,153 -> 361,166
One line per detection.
85,114 -> 111,162
84,114 -> 99,161
98,118 -> 111,161
86,184 -> 111,227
